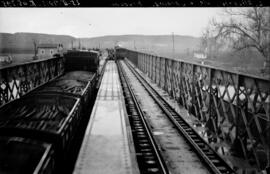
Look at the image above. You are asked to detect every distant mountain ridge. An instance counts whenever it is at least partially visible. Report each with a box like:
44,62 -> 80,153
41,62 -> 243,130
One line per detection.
80,34 -> 201,57
0,32 -> 75,53
0,32 -> 201,57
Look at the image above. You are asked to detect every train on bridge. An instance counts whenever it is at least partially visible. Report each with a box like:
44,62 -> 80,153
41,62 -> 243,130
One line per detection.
0,50 -> 104,174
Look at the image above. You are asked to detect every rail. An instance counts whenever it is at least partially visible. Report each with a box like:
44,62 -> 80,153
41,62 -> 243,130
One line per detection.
0,57 -> 65,107
116,47 -> 270,171
117,60 -> 169,174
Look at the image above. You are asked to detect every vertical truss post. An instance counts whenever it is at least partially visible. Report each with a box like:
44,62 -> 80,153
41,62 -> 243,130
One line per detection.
191,64 -> 195,115
22,64 -> 29,96
3,69 -> 9,104
158,57 -> 161,87
164,58 -> 167,91
170,59 -> 174,98
179,61 -> 183,106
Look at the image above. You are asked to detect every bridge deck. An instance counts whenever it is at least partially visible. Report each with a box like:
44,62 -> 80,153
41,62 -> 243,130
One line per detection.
73,60 -> 138,174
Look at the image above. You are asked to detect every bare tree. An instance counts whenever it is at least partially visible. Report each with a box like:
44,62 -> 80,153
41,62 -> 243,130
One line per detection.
33,39 -> 39,60
212,7 -> 270,71
200,24 -> 225,59
200,28 -> 209,53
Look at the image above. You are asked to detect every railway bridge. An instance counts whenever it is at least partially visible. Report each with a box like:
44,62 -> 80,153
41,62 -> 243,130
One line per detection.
0,48 -> 269,174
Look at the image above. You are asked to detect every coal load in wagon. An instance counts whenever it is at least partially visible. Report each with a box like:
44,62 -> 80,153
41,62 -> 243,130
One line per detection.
0,93 -> 81,147
58,71 -> 97,106
36,79 -> 88,96
33,71 -> 95,97
37,71 -> 96,109
0,136 -> 54,174
58,71 -> 95,82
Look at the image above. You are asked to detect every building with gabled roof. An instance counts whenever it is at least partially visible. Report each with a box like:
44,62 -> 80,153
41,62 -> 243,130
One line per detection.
37,43 -> 63,58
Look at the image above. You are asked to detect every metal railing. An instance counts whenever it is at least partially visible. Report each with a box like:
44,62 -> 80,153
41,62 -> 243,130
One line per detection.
117,47 -> 270,171
0,57 -> 65,107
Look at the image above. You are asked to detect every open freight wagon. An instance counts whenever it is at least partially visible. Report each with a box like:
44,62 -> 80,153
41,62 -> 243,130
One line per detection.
0,50 -> 101,174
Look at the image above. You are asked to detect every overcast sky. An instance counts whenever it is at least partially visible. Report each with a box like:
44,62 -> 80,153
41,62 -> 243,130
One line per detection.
0,8 -> 224,38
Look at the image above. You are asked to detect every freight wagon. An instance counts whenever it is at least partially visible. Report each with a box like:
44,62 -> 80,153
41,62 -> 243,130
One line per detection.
115,47 -> 138,66
0,136 -> 55,174
0,50 -> 101,174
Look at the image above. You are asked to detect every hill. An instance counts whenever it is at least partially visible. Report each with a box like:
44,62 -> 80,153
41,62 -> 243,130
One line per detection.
0,32 -> 75,53
79,34 -> 200,57
0,33 -> 201,57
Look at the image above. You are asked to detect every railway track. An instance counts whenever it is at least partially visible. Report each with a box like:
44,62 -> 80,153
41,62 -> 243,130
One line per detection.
117,61 -> 169,174
122,59 -> 236,174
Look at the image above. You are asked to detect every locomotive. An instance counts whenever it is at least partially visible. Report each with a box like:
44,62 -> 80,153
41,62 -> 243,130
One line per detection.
0,50 -> 102,174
